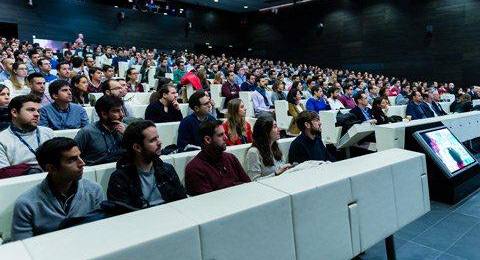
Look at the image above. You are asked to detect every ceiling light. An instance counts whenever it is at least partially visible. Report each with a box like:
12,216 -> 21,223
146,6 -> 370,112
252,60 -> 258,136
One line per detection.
214,0 -> 219,2
114,5 -> 118,8
128,0 -> 132,2
163,13 -> 168,15
244,5 -> 248,8
208,46 -> 212,49
206,42 -> 210,45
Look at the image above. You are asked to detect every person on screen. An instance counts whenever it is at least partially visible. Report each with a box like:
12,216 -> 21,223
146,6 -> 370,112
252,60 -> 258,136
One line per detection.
11,137 -> 104,241
448,148 -> 465,169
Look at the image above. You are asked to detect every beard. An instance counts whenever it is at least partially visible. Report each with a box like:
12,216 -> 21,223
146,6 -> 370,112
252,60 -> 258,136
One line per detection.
310,127 -> 321,136
141,148 -> 161,163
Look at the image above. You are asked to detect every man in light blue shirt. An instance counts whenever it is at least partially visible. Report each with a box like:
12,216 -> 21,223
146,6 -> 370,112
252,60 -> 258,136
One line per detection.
39,80 -> 90,130
0,58 -> 14,82
38,58 -> 58,83
251,76 -> 274,117
234,66 -> 247,86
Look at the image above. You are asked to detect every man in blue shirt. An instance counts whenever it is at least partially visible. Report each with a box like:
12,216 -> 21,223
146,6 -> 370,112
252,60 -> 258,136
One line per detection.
177,90 -> 215,151
306,86 -> 330,113
39,80 -> 90,130
0,58 -> 14,82
234,66 -> 247,86
350,91 -> 377,124
26,50 -> 41,74
240,73 -> 257,91
38,58 -> 58,83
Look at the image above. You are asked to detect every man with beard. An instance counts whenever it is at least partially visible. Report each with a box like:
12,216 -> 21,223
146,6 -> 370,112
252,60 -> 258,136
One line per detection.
11,137 -> 104,240
327,86 -> 345,110
0,95 -> 54,169
185,120 -> 250,196
288,111 -> 335,164
74,95 -> 126,166
107,120 -> 186,209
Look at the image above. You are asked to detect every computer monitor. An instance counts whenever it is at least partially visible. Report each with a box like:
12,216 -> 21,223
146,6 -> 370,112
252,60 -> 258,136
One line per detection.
413,126 -> 477,178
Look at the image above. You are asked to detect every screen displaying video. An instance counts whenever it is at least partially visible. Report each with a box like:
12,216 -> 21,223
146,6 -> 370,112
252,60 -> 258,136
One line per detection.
419,128 -> 476,174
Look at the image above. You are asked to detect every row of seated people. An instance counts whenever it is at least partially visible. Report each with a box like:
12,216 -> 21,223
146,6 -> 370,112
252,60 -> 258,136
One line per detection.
6,109 -> 333,241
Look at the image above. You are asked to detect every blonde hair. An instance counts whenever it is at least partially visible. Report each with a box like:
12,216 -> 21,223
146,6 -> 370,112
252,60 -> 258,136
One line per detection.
226,98 -> 246,141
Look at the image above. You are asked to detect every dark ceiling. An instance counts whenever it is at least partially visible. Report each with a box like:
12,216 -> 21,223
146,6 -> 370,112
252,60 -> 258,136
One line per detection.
175,0 -> 297,13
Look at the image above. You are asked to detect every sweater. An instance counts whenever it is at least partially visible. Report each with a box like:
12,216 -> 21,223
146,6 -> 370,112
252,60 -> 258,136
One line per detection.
0,126 -> 54,168
306,97 -> 331,113
74,121 -> 126,166
185,150 -> 250,196
11,177 -> 104,241
39,103 -> 90,130
246,147 -> 284,181
288,133 -> 335,164
177,114 -> 215,151
144,100 -> 183,123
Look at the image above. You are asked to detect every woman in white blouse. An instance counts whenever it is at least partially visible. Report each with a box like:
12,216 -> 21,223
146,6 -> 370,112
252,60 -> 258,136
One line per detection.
3,62 -> 30,94
245,116 -> 292,181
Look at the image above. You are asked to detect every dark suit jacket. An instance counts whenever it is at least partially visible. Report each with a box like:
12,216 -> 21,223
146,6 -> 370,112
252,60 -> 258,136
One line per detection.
406,100 -> 428,120
420,102 -> 435,118
349,106 -> 373,123
431,101 -> 447,116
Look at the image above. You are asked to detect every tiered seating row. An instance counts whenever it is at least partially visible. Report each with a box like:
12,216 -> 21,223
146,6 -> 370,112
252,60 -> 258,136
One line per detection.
0,148 -> 430,260
0,138 -> 293,242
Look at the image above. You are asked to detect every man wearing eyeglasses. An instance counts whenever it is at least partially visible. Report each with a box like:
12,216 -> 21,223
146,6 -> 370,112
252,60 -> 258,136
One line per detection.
350,91 -> 377,124
177,90 -> 215,152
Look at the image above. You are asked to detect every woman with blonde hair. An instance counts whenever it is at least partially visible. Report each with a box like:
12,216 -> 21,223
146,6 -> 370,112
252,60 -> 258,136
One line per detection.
222,98 -> 252,146
4,62 -> 29,93
213,71 -> 224,85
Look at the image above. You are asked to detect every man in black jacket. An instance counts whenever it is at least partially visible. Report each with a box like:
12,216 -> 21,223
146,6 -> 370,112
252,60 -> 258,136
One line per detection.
107,120 -> 186,209
144,83 -> 183,123
349,91 -> 377,124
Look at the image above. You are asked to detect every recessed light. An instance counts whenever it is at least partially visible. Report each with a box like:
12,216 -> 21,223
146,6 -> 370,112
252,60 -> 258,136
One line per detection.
206,42 -> 210,45
244,5 -> 248,8
114,5 -> 118,8
208,46 -> 212,49
163,13 -> 168,15
214,0 -> 219,2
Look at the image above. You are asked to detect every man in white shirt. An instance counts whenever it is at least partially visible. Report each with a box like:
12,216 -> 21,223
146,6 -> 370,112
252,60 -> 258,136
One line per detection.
327,86 -> 345,110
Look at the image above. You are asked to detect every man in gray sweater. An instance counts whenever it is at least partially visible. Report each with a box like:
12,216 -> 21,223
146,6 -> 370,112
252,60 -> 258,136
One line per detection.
11,137 -> 104,241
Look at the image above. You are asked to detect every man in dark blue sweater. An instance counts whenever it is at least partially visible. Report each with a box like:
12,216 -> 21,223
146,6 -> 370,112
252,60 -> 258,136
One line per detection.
288,111 -> 335,164
177,90 -> 215,151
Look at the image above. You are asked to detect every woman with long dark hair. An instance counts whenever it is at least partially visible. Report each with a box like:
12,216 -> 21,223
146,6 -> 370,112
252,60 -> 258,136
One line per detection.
222,98 -> 252,146
126,68 -> 144,92
246,116 -> 292,180
287,88 -> 305,135
371,97 -> 389,125
71,75 -> 96,106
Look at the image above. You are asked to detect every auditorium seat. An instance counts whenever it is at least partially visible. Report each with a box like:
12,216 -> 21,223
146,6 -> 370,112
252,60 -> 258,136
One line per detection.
131,104 -> 148,118
239,91 -> 254,118
169,182 -> 296,260
169,151 -> 199,185
0,241 -> 31,259
92,162 -> 117,195
21,205 -> 202,259
165,73 -> 173,80
0,169 -> 96,242
118,61 -> 129,78
147,67 -> 156,89
155,122 -> 180,147
210,84 -> 225,108
274,100 -> 292,130
53,129 -> 80,139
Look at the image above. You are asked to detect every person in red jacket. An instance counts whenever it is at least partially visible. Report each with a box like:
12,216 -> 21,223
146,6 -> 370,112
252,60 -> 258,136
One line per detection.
180,70 -> 202,91
185,120 -> 250,196
222,98 -> 252,146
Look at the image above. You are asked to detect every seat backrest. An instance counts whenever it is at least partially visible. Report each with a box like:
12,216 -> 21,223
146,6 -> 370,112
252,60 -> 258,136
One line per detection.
274,100 -> 291,130
239,91 -> 254,118
118,62 -> 129,78
170,151 -> 200,185
155,122 -> 181,147
210,84 -> 223,108
148,67 -> 156,88
165,73 -> 173,80
54,129 -> 81,139
131,105 -> 148,118
319,110 -> 341,144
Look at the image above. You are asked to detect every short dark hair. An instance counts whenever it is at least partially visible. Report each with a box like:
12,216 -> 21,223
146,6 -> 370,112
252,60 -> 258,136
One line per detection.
310,85 -> 321,95
198,120 -> 223,145
89,67 -> 101,77
122,119 -> 156,155
353,90 -> 365,104
297,111 -> 319,132
101,79 -> 115,94
37,57 -> 48,67
287,88 -> 300,104
56,61 -> 70,71
36,137 -> 78,170
95,95 -> 124,118
49,80 -> 70,96
8,94 -> 41,118
27,49 -> 39,59
71,56 -> 84,68
159,83 -> 175,97
188,90 -> 208,110
27,72 -> 44,84
103,65 -> 114,72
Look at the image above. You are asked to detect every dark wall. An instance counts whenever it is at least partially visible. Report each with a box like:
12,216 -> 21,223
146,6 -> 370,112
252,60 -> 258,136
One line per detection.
0,0 -> 242,51
245,0 -> 480,86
